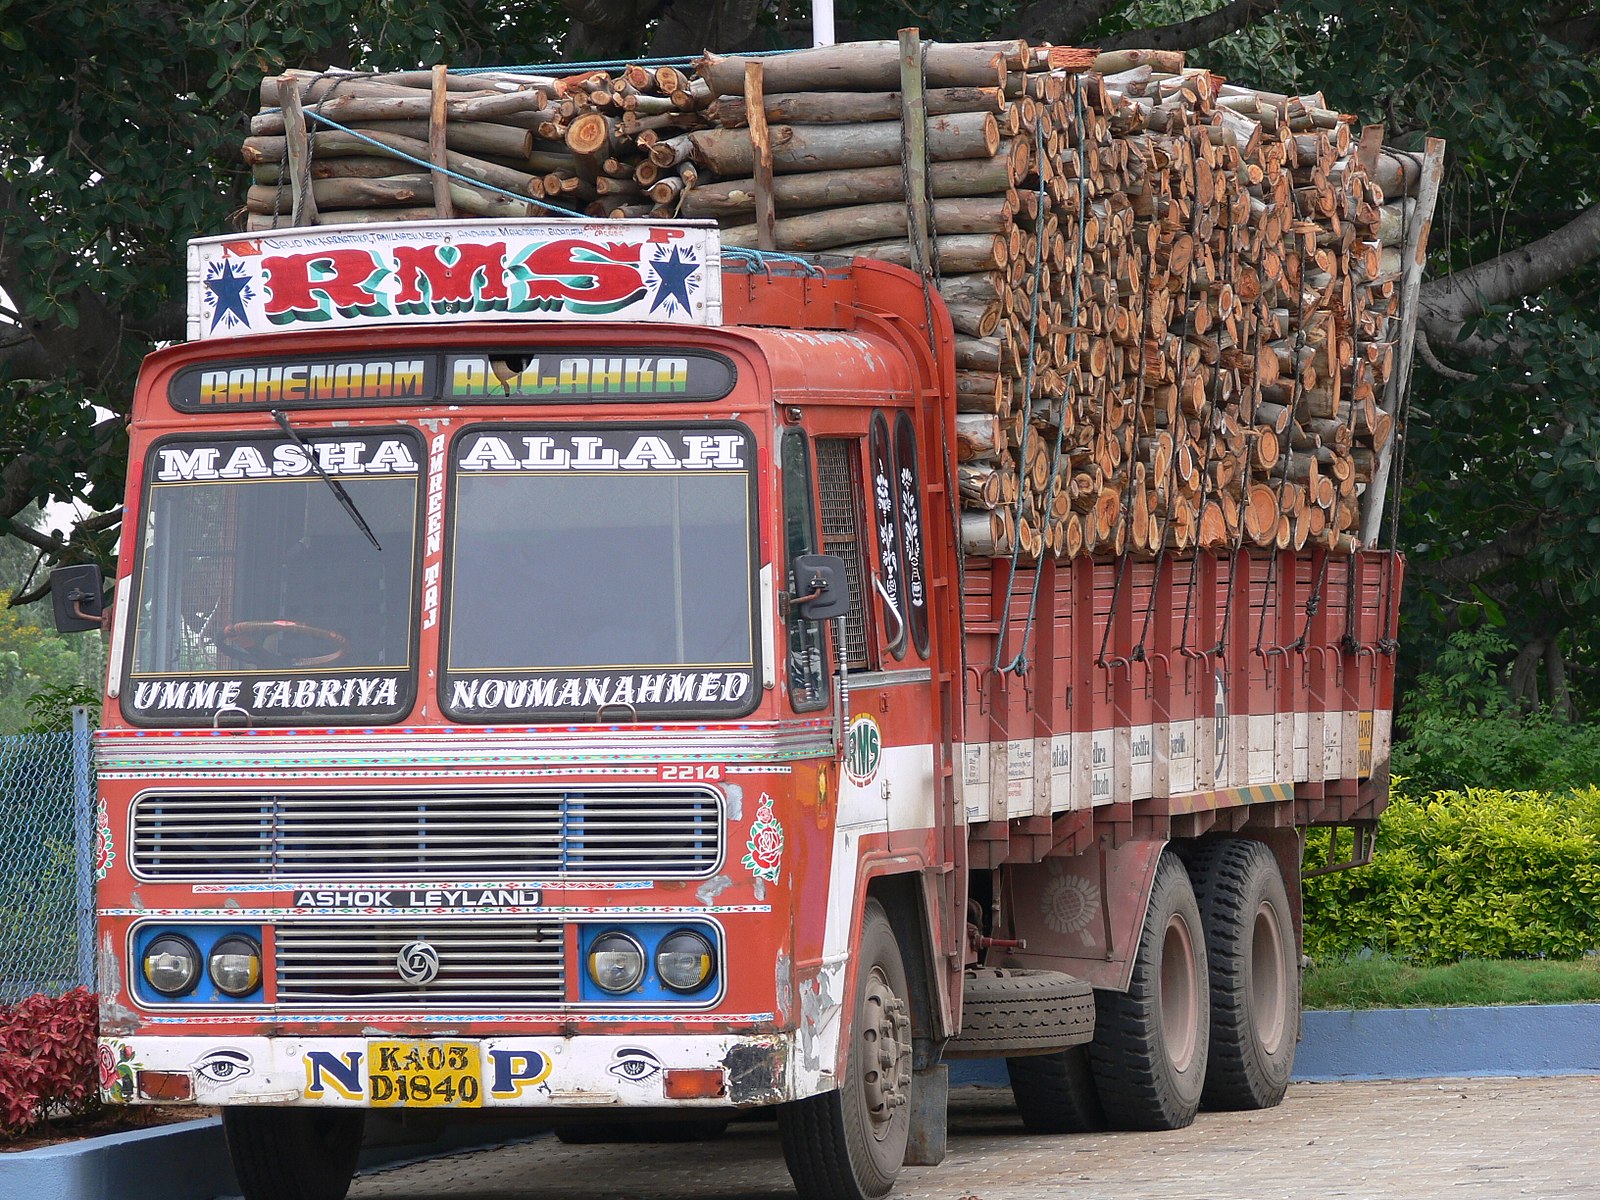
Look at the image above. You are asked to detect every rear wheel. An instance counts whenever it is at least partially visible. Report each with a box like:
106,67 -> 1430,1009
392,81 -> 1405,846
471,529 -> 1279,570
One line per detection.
1005,1046 -> 1104,1134
1190,837 -> 1299,1110
1088,851 -> 1209,1130
223,1107 -> 365,1200
778,898 -> 912,1200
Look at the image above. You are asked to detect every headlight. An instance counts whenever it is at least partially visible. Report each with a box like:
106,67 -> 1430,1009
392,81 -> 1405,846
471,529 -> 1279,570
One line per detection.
208,935 -> 262,997
143,934 -> 201,997
587,931 -> 646,994
656,929 -> 715,993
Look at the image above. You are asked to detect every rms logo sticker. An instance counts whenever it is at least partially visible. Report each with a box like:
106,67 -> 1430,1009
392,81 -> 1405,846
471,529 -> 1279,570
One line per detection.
844,714 -> 883,786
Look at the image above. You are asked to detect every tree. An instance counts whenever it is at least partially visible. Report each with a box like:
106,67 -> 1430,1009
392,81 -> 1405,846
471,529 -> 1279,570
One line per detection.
4,0 -> 1599,706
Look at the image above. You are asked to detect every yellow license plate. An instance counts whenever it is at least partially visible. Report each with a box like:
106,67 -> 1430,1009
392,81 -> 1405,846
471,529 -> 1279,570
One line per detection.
367,1040 -> 483,1108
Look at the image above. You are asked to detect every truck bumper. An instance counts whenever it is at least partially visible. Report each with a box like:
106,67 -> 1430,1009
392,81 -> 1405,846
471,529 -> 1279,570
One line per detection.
100,1031 -> 796,1110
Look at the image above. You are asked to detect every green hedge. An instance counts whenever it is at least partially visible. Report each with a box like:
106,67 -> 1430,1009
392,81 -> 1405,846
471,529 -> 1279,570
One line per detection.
1302,788 -> 1600,964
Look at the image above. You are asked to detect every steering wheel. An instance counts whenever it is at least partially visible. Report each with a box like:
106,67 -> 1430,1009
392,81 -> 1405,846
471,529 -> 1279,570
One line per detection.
220,620 -> 350,667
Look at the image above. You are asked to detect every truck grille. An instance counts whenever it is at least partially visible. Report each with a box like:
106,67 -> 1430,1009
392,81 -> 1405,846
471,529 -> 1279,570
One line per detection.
130,787 -> 722,880
274,918 -> 563,1007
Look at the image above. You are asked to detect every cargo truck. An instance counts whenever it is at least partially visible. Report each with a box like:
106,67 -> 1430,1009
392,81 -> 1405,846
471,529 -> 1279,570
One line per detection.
52,214 -> 1403,1200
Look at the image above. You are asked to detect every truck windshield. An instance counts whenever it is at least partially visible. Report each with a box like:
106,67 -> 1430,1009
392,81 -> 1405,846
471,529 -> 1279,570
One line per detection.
442,423 -> 758,722
123,430 -> 422,725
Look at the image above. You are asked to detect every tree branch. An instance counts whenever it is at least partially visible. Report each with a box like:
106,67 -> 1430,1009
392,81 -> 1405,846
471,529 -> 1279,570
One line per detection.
1414,517 -> 1542,587
1415,328 -> 1480,382
1097,0 -> 1284,51
0,412 -> 124,525
1014,0 -> 1127,47
1420,201 -> 1600,330
0,176 -> 137,390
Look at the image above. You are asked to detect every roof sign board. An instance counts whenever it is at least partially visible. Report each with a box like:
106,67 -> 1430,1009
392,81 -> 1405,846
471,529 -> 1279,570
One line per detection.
185,219 -> 724,341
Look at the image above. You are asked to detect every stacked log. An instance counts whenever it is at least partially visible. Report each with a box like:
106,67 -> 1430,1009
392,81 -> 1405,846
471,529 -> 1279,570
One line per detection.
240,39 -> 1435,560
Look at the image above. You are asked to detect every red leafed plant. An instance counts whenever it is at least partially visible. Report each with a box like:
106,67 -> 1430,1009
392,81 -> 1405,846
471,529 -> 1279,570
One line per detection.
0,987 -> 99,1138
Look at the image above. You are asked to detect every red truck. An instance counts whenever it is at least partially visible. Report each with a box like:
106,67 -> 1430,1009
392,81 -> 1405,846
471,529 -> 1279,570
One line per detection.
54,217 -> 1399,1200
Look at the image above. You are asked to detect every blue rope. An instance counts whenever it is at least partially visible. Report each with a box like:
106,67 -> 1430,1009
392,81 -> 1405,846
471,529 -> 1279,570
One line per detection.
297,109 -> 580,216
720,246 -> 828,275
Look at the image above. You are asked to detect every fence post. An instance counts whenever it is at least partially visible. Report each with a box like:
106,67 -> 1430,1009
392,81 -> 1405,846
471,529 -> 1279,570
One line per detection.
71,705 -> 95,991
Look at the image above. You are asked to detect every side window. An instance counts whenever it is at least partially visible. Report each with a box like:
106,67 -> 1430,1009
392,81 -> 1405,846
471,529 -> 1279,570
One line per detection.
814,438 -> 871,670
781,430 -> 827,711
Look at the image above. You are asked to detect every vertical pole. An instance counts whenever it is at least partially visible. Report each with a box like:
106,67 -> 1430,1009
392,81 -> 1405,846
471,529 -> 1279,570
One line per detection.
898,28 -> 931,286
1359,136 -> 1445,546
278,79 -> 319,228
71,705 -> 95,991
745,62 -> 776,252
430,64 -> 457,219
812,0 -> 835,47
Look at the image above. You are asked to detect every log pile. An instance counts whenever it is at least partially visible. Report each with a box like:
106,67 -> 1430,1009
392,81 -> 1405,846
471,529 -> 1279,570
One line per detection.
241,39 -> 1436,559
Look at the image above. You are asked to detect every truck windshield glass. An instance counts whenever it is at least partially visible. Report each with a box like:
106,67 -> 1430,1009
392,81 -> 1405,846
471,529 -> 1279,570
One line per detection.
442,424 -> 758,722
124,430 -> 422,726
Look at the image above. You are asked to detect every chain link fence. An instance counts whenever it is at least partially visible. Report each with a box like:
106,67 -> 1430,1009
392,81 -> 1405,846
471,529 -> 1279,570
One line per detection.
0,711 -> 95,1003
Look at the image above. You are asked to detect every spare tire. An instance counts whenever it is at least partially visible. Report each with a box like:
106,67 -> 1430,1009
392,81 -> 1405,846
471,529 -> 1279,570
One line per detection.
944,968 -> 1095,1058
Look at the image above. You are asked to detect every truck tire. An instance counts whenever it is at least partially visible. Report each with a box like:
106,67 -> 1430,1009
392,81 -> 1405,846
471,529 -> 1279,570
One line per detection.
1088,850 -> 1210,1130
1189,837 -> 1299,1111
778,898 -> 912,1200
1005,1045 -> 1104,1134
223,1107 -> 365,1200
946,968 -> 1094,1057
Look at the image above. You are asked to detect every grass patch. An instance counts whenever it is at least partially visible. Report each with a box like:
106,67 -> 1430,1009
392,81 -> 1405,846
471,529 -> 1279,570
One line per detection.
1304,956 -> 1600,1010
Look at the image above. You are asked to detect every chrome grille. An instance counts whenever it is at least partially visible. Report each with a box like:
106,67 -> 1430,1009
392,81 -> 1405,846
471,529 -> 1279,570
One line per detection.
130,787 -> 722,880
274,918 -> 563,1007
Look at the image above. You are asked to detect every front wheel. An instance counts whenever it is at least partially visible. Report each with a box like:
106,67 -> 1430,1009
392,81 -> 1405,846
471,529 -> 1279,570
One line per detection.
778,898 -> 912,1200
223,1107 -> 365,1200
1088,850 -> 1210,1130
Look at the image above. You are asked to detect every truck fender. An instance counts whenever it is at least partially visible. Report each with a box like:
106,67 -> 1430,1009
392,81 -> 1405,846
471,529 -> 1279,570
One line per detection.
1001,839 -> 1166,994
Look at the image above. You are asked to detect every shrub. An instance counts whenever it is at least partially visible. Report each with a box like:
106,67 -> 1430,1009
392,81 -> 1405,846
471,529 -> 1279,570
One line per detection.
1392,627 -> 1600,793
1303,788 -> 1600,964
0,986 -> 98,1138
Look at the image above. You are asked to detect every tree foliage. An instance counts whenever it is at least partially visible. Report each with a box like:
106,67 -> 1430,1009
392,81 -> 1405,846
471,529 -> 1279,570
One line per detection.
3,0 -> 1599,709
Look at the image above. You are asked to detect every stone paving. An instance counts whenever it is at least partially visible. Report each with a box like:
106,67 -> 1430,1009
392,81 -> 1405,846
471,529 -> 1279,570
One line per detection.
347,1077 -> 1600,1200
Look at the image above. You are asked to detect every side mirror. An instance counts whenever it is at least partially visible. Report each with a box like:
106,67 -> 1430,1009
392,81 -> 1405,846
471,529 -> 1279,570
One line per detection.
50,564 -> 106,633
794,554 -> 850,621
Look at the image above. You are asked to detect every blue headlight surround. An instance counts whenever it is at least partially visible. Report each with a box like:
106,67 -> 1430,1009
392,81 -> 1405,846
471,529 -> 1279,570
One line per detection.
577,921 -> 721,1004
131,923 -> 266,1005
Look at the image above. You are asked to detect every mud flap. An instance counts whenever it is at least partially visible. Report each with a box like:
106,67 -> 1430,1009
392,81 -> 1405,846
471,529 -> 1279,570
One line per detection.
903,1063 -> 948,1166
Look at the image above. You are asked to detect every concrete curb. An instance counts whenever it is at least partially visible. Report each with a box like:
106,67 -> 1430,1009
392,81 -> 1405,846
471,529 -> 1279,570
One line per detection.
1293,1003 -> 1600,1080
8,1005 -> 1599,1198
948,1002 -> 1600,1088
0,1113 -> 547,1200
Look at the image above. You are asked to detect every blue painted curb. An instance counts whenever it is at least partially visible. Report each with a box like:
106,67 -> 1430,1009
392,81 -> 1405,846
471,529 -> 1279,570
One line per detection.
0,1118 -> 231,1200
948,1002 -> 1600,1088
0,1113 -> 548,1200
1294,1003 -> 1600,1080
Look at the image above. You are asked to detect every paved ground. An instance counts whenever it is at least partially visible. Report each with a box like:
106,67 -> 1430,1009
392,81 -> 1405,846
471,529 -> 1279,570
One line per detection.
347,1077 -> 1600,1200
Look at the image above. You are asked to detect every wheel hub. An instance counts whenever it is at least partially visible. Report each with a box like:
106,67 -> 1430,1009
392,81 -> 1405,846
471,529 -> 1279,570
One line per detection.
859,967 -> 912,1137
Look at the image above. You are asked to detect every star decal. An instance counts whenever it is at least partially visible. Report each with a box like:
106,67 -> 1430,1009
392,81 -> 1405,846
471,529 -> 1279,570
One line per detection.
648,245 -> 700,317
205,258 -> 255,331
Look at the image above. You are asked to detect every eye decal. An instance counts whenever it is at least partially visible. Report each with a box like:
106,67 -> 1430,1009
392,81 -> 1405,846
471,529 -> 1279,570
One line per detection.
607,1047 -> 662,1084
195,1048 -> 253,1086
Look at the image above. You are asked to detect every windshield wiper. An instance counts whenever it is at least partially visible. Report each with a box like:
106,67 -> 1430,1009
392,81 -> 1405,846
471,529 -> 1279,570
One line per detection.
270,410 -> 382,551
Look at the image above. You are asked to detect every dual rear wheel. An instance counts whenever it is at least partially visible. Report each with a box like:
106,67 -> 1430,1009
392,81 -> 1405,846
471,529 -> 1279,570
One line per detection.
1007,839 -> 1299,1134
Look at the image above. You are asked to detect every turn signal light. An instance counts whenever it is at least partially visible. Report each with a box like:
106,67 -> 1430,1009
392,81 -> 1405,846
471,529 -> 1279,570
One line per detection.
663,1067 -> 725,1099
136,1070 -> 194,1101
